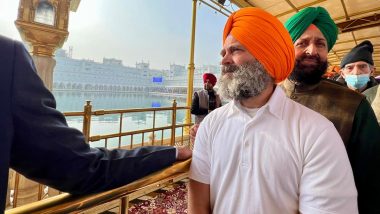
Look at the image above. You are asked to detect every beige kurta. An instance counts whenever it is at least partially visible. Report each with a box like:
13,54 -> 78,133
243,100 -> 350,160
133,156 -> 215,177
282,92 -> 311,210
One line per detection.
363,85 -> 380,124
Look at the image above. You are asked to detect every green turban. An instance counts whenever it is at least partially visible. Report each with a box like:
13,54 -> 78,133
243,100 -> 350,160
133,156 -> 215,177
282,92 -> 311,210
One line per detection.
284,7 -> 338,51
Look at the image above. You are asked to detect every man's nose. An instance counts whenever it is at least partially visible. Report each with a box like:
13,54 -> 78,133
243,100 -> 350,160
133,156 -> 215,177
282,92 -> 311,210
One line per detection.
351,65 -> 360,75
305,44 -> 317,56
221,52 -> 232,65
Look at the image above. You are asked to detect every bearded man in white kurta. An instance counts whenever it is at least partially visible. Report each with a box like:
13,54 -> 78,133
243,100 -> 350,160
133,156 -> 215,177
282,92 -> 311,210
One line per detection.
188,7 -> 358,214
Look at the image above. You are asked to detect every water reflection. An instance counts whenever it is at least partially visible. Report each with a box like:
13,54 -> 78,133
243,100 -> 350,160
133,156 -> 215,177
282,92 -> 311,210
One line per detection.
53,91 -> 189,148
53,91 -> 187,112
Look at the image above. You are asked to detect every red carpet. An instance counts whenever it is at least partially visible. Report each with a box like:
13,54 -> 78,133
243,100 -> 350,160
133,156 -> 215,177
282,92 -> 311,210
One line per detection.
128,179 -> 188,213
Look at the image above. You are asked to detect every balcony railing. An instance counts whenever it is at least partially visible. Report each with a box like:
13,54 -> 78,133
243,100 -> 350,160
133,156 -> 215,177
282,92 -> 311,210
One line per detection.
6,100 -> 193,212
6,160 -> 191,214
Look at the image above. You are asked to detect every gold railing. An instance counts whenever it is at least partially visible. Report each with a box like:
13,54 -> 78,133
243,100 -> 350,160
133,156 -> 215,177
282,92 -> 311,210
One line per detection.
80,100 -> 191,148
6,100 -> 193,212
6,160 -> 191,214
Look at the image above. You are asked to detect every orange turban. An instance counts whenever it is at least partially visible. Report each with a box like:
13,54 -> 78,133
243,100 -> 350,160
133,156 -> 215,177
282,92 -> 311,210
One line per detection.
223,7 -> 295,83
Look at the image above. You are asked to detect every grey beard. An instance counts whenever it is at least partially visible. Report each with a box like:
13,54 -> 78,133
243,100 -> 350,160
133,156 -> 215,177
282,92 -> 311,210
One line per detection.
217,61 -> 274,101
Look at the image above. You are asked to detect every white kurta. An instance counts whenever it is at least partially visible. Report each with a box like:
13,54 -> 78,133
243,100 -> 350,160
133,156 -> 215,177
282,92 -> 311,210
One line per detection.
190,86 -> 358,214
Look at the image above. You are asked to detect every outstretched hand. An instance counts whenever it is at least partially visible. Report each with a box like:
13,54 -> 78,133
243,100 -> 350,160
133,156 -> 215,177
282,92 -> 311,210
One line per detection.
176,146 -> 192,161
190,124 -> 200,144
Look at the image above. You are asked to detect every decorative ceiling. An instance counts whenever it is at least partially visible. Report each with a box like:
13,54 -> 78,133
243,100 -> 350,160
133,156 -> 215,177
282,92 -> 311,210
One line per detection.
214,0 -> 380,75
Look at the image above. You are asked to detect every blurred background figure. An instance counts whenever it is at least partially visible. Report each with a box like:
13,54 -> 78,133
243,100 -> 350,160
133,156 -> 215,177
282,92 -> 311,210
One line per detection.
191,73 -> 222,124
337,40 -> 378,93
375,75 -> 380,84
323,65 -> 341,80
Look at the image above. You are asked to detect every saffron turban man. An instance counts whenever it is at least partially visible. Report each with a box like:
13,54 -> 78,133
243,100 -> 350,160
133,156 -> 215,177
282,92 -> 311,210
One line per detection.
223,7 -> 294,84
283,6 -> 380,213
188,7 -> 357,214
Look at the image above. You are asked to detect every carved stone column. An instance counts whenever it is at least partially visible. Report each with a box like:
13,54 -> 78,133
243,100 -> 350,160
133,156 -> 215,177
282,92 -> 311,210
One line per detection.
31,56 -> 56,90
15,0 -> 80,90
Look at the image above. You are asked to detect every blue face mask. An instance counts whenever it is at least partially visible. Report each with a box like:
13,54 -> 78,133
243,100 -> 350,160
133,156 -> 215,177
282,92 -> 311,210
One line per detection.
345,74 -> 370,89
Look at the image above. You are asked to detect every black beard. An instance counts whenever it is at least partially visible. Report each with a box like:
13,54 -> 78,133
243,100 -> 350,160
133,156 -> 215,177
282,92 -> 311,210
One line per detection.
288,55 -> 328,85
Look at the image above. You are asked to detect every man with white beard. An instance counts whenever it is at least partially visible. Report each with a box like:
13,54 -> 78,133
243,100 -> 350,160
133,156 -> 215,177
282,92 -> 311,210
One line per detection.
188,7 -> 357,214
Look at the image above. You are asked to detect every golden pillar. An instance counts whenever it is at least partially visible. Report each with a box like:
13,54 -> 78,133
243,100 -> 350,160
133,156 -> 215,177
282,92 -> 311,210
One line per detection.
14,0 -> 81,90
184,0 -> 197,133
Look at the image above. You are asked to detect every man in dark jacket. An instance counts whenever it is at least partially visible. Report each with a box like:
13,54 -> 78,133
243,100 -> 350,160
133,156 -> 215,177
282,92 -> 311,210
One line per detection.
284,7 -> 380,213
337,40 -> 378,93
0,35 -> 191,212
191,73 -> 222,124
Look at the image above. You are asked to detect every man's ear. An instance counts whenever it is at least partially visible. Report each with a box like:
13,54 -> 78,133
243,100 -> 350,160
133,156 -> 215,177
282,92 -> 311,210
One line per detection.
370,66 -> 375,76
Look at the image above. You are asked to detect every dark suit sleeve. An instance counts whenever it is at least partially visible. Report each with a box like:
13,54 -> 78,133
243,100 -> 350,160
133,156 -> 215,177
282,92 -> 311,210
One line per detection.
347,99 -> 380,213
190,92 -> 208,115
9,42 -> 176,194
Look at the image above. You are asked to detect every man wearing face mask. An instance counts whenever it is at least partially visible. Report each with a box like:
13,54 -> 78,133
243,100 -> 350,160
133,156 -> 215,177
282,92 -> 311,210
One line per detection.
337,40 -> 378,93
